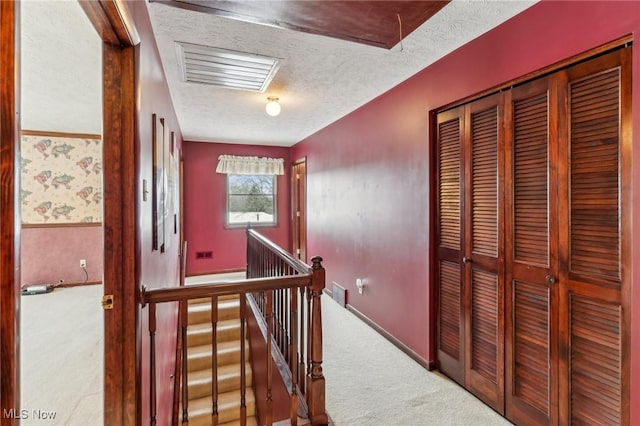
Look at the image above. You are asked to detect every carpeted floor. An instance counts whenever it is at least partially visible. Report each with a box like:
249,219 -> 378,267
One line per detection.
187,272 -> 512,425
20,285 -> 104,426
18,273 -> 510,426
322,295 -> 512,426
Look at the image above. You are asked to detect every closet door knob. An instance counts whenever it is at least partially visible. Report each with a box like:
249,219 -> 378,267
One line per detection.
462,257 -> 472,264
545,275 -> 556,285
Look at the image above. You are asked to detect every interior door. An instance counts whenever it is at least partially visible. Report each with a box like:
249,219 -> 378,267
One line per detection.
435,107 -> 465,385
504,76 -> 559,426
292,158 -> 307,262
558,48 -> 630,426
463,94 -> 504,413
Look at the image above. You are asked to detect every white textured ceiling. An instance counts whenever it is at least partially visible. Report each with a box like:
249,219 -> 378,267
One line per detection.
147,0 -> 536,147
21,0 -> 102,135
20,1 -> 537,145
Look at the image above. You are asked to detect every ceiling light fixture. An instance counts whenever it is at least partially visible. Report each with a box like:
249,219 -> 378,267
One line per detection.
266,96 -> 281,117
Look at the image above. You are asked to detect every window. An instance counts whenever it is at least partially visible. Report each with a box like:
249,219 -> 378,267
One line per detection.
227,174 -> 276,226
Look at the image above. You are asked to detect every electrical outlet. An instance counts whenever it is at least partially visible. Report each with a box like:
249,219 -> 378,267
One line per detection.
80,259 -> 87,268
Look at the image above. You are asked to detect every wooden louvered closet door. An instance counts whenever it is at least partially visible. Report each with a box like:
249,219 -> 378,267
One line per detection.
435,46 -> 630,426
463,94 -> 504,413
557,48 -> 630,426
435,95 -> 505,411
435,107 -> 465,385
504,76 -> 559,426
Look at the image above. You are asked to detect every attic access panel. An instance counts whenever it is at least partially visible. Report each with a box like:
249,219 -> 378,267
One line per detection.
155,0 -> 450,49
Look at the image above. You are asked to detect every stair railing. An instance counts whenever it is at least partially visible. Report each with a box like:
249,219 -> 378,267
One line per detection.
245,228 -> 327,426
140,229 -> 327,426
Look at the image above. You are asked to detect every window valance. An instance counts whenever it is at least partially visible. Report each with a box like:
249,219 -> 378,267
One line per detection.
216,155 -> 284,175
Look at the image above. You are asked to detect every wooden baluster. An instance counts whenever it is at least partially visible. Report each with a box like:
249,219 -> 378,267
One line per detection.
149,302 -> 157,426
305,284 -> 312,397
211,296 -> 219,426
307,257 -> 327,425
262,244 -> 266,276
283,288 -> 287,352
266,291 -> 274,425
283,289 -> 287,357
277,289 -> 283,354
290,287 -> 299,426
181,300 -> 189,425
299,286 -> 306,395
271,251 -> 276,276
283,289 -> 288,357
284,289 -> 290,360
246,228 -> 253,278
246,234 -> 250,278
286,288 -> 291,363
264,245 -> 268,276
240,295 -> 247,426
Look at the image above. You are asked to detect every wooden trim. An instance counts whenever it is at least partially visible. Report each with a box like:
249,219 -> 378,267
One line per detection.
437,34 -> 633,113
78,1 -> 119,45
345,304 -> 435,371
246,293 -> 301,423
82,1 -> 139,424
22,222 -> 102,229
172,241 -> 187,426
103,0 -> 141,46
619,45 -> 632,426
428,109 -> 438,364
20,130 -> 101,139
0,1 -> 21,421
79,0 -> 140,47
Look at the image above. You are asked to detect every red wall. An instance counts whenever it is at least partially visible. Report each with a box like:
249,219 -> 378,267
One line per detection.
127,1 -> 184,424
183,141 -> 291,276
21,225 -> 102,286
291,0 -> 640,420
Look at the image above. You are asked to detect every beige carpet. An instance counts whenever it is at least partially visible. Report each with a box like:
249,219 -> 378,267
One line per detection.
322,295 -> 512,426
20,285 -> 104,426
17,273 -> 509,426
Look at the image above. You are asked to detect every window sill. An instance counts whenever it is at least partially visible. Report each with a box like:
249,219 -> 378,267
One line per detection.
224,222 -> 277,230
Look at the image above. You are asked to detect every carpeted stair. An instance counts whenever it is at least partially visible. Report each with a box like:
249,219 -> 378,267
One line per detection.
185,295 -> 257,426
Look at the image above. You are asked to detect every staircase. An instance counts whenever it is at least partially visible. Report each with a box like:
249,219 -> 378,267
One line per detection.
185,294 -> 258,426
142,231 -> 327,425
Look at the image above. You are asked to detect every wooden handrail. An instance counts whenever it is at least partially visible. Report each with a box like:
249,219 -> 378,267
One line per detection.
142,230 -> 327,426
141,275 -> 311,305
247,228 -> 310,274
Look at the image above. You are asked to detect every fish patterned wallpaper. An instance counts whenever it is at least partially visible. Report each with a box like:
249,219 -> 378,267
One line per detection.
21,133 -> 102,224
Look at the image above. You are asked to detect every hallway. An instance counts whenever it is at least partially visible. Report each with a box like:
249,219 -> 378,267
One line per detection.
321,294 -> 511,425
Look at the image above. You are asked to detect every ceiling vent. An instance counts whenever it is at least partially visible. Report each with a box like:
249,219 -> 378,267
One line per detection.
175,41 -> 280,92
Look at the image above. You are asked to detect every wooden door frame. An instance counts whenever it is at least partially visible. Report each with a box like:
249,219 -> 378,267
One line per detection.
0,1 -> 140,424
79,2 -> 140,424
0,1 -> 21,422
292,157 -> 307,262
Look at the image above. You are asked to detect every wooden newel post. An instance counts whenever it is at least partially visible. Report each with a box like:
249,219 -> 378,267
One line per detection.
307,256 -> 328,425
